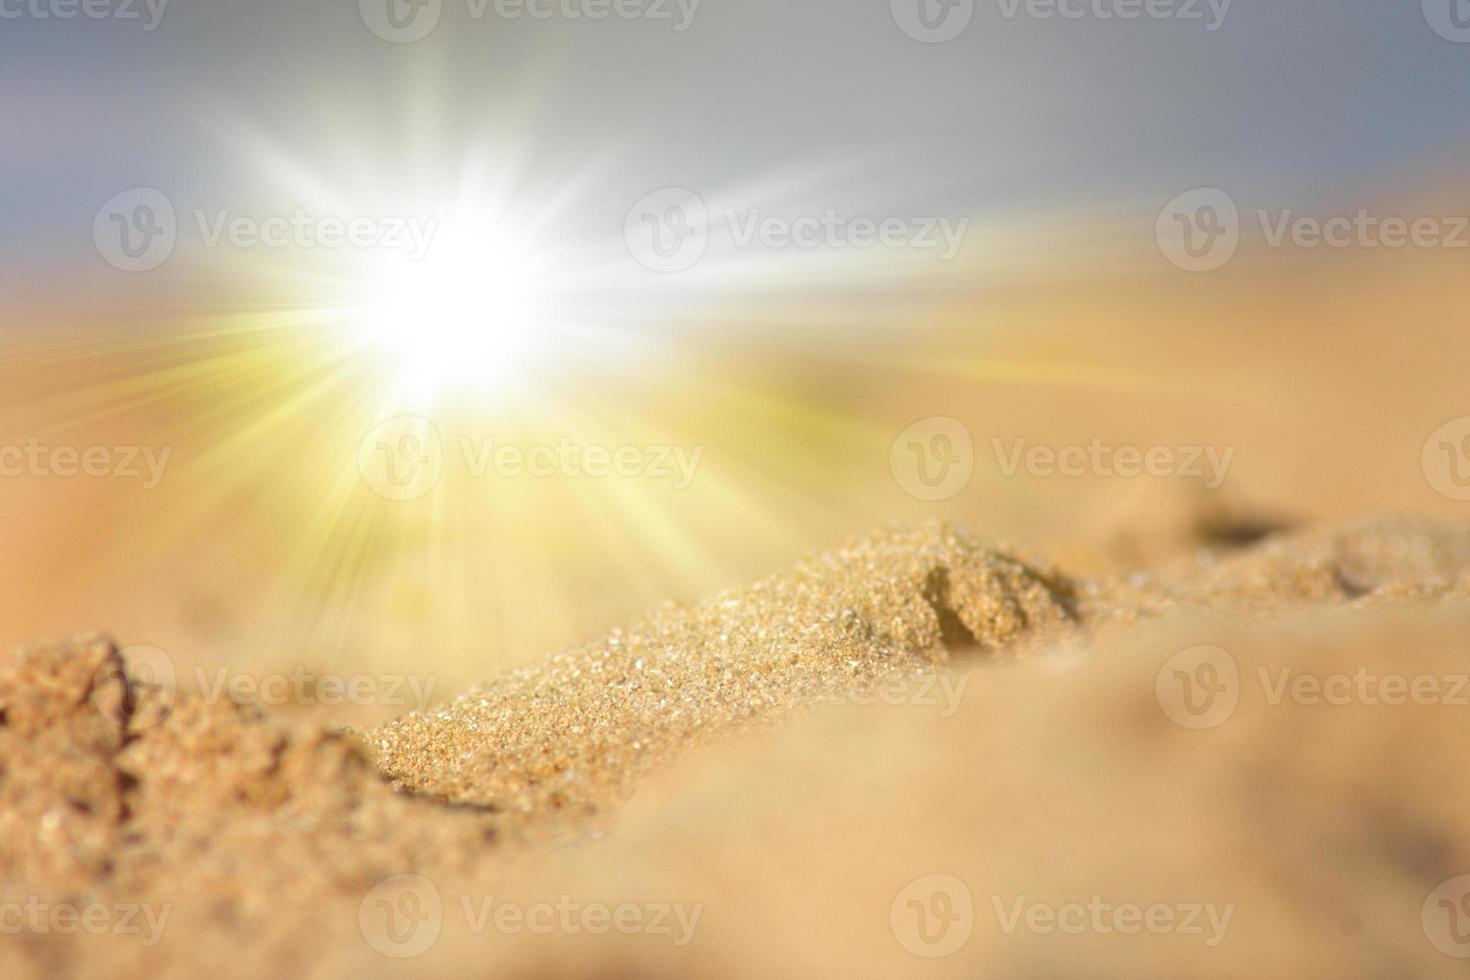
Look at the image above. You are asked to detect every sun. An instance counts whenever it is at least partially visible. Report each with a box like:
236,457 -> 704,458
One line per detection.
358,212 -> 554,400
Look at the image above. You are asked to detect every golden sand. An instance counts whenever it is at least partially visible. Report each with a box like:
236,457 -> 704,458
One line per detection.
4,515 -> 1470,977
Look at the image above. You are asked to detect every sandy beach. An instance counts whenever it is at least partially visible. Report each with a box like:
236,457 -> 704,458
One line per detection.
8,4 -> 1470,976
6,512 -> 1470,977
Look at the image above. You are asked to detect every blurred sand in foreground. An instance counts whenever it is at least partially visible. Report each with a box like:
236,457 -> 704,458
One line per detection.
4,513 -> 1470,977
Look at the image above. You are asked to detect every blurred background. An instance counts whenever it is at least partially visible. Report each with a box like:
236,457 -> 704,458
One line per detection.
3,0 -> 1469,704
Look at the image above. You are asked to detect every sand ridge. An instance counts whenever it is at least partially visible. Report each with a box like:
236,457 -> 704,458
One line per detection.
4,514 -> 1470,978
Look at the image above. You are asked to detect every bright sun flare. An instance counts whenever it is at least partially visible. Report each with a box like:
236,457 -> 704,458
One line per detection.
359,214 -> 553,399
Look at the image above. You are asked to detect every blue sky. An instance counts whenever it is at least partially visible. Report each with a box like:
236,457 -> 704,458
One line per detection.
4,0 -> 1469,285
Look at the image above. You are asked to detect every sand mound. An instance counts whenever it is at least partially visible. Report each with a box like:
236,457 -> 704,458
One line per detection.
4,515 -> 1470,978
370,523 -> 1077,816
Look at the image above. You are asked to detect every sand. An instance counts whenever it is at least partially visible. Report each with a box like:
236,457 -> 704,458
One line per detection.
4,514 -> 1470,977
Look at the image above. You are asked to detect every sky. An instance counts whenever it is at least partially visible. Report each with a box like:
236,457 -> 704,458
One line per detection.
4,0 -> 1470,297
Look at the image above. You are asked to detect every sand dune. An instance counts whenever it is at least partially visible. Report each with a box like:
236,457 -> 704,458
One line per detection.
4,514 -> 1470,977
